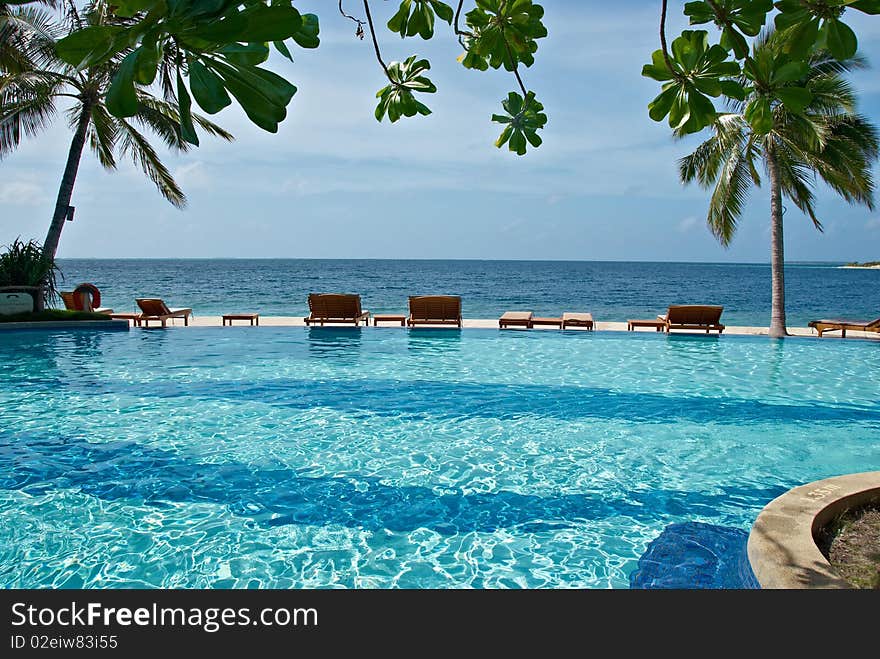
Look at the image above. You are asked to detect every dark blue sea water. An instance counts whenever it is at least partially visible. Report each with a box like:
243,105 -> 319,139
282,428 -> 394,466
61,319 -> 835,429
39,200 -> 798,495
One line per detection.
55,259 -> 879,326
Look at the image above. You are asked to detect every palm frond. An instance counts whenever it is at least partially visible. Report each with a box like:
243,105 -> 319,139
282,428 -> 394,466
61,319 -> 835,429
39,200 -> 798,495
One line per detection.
0,72 -> 61,157
810,115 -> 878,210
773,142 -> 822,230
679,114 -> 745,188
706,140 -> 751,246
87,101 -> 117,170
117,118 -> 187,208
0,5 -> 61,73
133,95 -> 234,152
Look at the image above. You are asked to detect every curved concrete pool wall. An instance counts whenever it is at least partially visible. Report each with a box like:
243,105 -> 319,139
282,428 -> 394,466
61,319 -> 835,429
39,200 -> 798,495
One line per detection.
747,472 -> 880,589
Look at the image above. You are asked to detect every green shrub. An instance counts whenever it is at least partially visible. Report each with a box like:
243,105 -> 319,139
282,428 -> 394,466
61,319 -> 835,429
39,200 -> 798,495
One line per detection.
0,238 -> 60,308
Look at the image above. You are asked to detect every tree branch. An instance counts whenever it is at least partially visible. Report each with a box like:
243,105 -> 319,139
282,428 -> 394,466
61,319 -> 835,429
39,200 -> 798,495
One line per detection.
338,0 -> 365,40
504,40 -> 528,100
362,0 -> 391,80
660,0 -> 676,77
454,0 -> 471,48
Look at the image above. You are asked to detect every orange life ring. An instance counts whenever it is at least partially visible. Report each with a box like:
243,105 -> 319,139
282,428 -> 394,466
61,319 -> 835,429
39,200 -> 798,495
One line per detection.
72,283 -> 101,311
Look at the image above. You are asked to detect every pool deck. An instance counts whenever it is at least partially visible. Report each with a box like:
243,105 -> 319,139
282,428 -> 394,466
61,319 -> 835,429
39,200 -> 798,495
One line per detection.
169,316 -> 879,339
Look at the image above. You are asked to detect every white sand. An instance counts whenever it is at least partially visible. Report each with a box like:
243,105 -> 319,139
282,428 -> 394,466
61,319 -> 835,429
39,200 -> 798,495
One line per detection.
151,316 -> 879,339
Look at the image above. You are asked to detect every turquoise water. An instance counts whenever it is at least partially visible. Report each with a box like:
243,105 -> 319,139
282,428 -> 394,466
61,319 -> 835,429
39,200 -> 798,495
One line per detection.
1,328 -> 878,588
56,258 -> 880,326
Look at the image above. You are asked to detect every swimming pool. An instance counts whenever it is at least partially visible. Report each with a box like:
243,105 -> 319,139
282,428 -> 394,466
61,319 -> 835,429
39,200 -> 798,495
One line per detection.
1,328 -> 878,588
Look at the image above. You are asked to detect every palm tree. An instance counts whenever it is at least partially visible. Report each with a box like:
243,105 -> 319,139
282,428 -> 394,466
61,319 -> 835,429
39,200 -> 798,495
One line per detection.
679,38 -> 878,338
0,1 -> 58,75
0,2 -> 233,259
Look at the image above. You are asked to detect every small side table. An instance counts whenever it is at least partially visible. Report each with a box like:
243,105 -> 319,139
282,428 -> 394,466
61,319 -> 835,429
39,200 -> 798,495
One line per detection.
109,313 -> 142,327
374,314 -> 406,326
223,313 -> 259,326
531,316 -> 563,329
627,319 -> 665,332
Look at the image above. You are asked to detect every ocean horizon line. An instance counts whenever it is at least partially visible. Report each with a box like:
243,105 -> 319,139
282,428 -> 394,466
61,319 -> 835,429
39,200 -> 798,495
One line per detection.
55,257 -> 852,266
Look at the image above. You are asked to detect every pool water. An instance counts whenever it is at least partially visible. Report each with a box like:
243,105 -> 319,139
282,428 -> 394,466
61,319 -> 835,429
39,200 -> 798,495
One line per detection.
1,328 -> 878,588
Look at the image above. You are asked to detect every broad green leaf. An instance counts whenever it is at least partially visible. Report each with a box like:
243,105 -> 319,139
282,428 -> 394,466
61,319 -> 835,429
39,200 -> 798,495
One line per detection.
106,50 -> 140,118
134,41 -> 162,85
177,70 -> 199,145
649,86 -> 678,122
495,124 -> 513,147
771,60 -> 809,84
669,91 -> 690,130
219,43 -> 270,67
188,59 -> 231,114
782,17 -> 820,58
55,25 -> 123,69
274,40 -> 293,61
849,0 -> 880,14
291,13 -> 320,49
823,18 -> 857,60
720,26 -> 749,59
687,89 -> 717,127
693,76 -> 722,97
237,6 -> 303,42
720,79 -> 746,100
388,0 -> 413,36
113,0 -> 160,18
744,96 -> 773,134
774,86 -> 812,113
431,0 -> 454,23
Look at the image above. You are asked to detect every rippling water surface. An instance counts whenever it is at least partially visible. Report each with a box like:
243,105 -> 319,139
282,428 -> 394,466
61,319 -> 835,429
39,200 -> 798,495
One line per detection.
56,258 -> 880,326
1,328 -> 878,588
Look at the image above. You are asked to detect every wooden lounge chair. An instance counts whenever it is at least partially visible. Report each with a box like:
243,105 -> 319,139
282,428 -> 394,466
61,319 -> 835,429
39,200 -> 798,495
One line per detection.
808,317 -> 880,338
562,312 -> 593,330
407,295 -> 462,328
659,305 -> 724,334
136,298 -> 192,327
60,289 -> 113,314
499,311 -> 533,329
303,293 -> 370,326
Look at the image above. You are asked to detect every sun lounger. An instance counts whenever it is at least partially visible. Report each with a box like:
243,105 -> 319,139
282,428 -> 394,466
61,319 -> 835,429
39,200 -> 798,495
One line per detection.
808,317 -> 880,338
659,305 -> 724,334
60,288 -> 113,314
499,311 -> 533,329
407,295 -> 462,328
303,293 -> 370,326
135,298 -> 192,327
562,312 -> 593,330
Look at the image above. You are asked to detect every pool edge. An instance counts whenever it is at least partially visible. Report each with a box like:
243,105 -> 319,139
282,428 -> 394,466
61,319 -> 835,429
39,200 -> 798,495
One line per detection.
747,471 -> 880,589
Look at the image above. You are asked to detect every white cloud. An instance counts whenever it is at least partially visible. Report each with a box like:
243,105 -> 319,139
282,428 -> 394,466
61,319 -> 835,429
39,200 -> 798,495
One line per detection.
677,216 -> 699,233
173,161 -> 211,190
0,181 -> 49,206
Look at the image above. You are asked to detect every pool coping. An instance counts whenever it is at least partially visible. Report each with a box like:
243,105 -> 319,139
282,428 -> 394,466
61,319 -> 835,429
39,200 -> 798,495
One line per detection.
747,471 -> 880,589
0,320 -> 130,332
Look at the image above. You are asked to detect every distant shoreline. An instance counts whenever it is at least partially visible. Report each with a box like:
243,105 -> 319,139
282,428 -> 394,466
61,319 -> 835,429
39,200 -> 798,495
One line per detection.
839,264 -> 880,269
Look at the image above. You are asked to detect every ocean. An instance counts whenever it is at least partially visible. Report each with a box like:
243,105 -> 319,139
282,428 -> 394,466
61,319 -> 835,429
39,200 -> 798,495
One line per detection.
55,259 -> 879,327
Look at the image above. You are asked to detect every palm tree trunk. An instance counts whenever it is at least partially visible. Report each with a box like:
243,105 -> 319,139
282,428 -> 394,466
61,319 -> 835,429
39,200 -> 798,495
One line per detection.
43,102 -> 92,260
766,147 -> 788,338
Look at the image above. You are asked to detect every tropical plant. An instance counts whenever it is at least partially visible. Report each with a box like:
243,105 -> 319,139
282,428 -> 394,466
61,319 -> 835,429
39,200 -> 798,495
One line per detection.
644,3 -> 879,338
0,237 -> 59,309
644,1 -> 880,137
0,2 -> 234,259
0,1 -> 58,74
6,1 -> 549,155
678,35 -> 877,336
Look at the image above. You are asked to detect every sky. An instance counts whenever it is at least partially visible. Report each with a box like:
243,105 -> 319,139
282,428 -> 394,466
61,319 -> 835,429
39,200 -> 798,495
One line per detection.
1,0 -> 879,261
